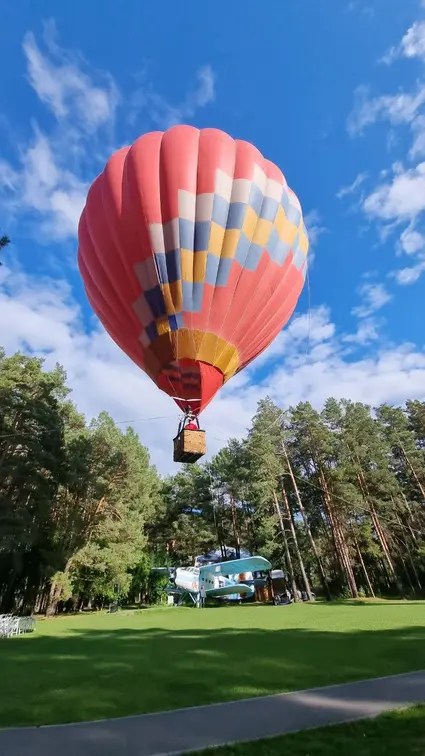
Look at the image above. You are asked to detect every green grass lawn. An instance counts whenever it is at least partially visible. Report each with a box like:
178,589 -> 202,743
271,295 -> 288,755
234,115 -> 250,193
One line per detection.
192,704 -> 425,755
1,600 -> 425,728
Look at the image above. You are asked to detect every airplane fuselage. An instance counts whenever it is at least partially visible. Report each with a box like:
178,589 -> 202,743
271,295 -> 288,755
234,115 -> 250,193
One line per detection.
175,566 -> 254,598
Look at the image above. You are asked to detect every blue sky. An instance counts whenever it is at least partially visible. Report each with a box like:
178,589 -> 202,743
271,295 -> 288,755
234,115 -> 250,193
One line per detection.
1,0 -> 425,472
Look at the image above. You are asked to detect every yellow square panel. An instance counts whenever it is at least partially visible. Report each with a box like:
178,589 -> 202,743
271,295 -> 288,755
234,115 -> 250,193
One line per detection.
161,283 -> 173,315
221,229 -> 240,259
209,221 -> 225,257
242,205 -> 258,241
156,315 -> 171,336
274,205 -> 287,237
161,281 -> 183,315
299,230 -> 309,255
253,218 -> 273,248
170,280 -> 183,311
197,332 -> 219,364
193,251 -> 207,283
181,248 -> 194,283
279,221 -> 298,245
216,343 -> 239,378
176,329 -> 201,359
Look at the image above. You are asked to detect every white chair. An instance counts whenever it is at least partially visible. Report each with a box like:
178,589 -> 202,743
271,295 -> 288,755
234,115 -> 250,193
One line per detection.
0,615 -> 12,638
0,614 -> 36,638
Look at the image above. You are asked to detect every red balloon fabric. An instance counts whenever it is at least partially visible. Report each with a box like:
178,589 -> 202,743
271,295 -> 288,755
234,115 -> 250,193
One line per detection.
77,125 -> 309,415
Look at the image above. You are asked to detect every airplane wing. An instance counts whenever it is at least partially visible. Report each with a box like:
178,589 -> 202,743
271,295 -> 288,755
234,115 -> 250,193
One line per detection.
206,583 -> 253,597
150,567 -> 174,575
200,556 -> 271,578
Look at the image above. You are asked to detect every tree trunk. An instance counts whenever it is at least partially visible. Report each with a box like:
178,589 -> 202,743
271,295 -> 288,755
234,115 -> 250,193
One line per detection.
319,467 -> 358,598
230,495 -> 241,558
357,471 -> 404,596
242,498 -> 258,554
395,514 -> 422,591
400,492 -> 418,541
380,558 -> 393,589
354,537 -> 375,598
45,583 -> 61,617
272,491 -> 298,600
45,558 -> 73,617
279,481 -> 312,600
407,549 -> 422,591
211,498 -> 225,559
399,555 -> 415,594
281,442 -> 331,600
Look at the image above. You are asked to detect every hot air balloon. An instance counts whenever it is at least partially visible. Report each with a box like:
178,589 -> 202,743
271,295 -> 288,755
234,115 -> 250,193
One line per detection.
77,125 -> 309,463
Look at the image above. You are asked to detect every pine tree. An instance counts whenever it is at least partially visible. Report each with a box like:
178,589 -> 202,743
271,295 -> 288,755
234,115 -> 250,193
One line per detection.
0,353 -> 69,612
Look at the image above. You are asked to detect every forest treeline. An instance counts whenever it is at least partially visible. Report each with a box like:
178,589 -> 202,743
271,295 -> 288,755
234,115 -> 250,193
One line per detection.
0,347 -> 424,615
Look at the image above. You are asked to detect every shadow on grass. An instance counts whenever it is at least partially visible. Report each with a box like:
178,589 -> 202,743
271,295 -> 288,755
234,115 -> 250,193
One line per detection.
1,623 -> 425,729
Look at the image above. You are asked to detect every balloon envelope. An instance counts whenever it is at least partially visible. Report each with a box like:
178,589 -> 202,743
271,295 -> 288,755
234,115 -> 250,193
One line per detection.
77,125 -> 309,415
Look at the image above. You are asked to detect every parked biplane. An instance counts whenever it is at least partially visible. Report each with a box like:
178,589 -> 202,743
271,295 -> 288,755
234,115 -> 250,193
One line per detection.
152,555 -> 272,606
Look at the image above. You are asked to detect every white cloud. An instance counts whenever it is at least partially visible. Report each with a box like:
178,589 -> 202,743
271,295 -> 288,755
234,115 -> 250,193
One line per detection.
304,209 -> 326,247
352,282 -> 392,318
393,259 -> 425,285
287,307 -> 335,345
347,85 -> 425,160
1,267 -> 424,472
1,129 -> 88,240
343,318 -> 380,345
22,26 -> 118,133
410,114 -> 425,158
266,342 -> 425,412
132,65 -> 216,129
0,160 -> 18,190
1,27 -> 118,241
345,18 -> 425,284
192,66 -> 215,107
362,163 -> 425,284
399,21 -> 425,59
2,26 -> 216,245
363,162 -> 425,222
347,2 -> 375,18
347,85 -> 425,137
250,306 -> 335,371
337,172 -> 368,198
382,21 -> 425,64
399,226 -> 425,255
303,209 -> 326,268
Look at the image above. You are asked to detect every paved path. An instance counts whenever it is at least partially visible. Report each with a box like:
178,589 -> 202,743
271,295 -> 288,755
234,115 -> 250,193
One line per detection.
1,671 -> 425,756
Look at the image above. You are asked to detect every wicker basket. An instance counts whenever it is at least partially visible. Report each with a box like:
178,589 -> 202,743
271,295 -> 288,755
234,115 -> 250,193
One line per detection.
173,429 -> 206,463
